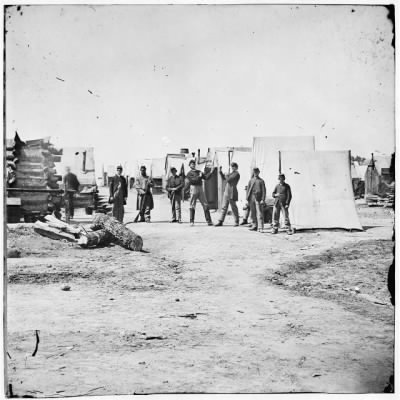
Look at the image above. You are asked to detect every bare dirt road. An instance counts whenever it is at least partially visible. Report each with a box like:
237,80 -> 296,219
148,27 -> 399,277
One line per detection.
6,192 -> 394,396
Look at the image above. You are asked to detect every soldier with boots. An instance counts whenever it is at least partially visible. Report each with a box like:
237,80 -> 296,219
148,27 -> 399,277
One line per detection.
185,159 -> 216,226
246,168 -> 266,233
166,167 -> 184,223
135,166 -> 154,223
271,174 -> 293,234
214,162 -> 240,227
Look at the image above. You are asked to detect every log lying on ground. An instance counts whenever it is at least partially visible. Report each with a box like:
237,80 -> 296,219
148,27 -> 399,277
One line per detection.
90,214 -> 143,251
77,229 -> 114,248
34,221 -> 77,242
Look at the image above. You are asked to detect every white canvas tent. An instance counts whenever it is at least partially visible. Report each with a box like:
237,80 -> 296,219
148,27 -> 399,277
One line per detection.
135,158 -> 164,177
280,150 -> 363,231
251,136 -> 315,197
56,147 -> 96,186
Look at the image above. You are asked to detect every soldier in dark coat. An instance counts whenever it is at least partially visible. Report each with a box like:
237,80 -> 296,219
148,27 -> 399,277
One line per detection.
63,166 -> 80,219
166,167 -> 184,223
186,159 -> 216,226
246,168 -> 266,232
135,166 -> 154,222
215,162 -> 240,226
109,165 -> 128,223
271,174 -> 293,234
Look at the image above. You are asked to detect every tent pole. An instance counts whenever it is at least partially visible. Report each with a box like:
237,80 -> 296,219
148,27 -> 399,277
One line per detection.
278,151 -> 282,175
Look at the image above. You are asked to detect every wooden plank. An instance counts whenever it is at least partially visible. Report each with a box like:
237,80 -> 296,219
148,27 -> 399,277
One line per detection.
15,178 -> 47,187
17,161 -> 43,168
33,221 -> 77,242
7,197 -> 21,206
7,188 -> 63,193
44,215 -> 81,235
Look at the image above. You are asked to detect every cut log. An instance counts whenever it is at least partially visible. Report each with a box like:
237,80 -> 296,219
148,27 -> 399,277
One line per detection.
90,214 -> 143,251
78,229 -> 113,248
33,221 -> 77,242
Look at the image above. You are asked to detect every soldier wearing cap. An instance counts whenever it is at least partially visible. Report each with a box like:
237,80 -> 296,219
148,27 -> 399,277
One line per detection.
185,159 -> 215,226
246,167 -> 266,232
109,165 -> 128,222
272,174 -> 293,234
166,167 -> 184,223
63,166 -> 80,219
135,165 -> 154,222
214,162 -> 240,227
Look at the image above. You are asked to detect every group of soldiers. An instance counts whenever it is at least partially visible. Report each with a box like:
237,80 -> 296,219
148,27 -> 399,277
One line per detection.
109,160 -> 294,235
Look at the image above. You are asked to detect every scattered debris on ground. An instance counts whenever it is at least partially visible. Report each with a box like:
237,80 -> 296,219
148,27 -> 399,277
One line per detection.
32,213 -> 143,251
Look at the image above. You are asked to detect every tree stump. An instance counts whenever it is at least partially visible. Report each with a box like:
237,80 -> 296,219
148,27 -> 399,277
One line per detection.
77,229 -> 114,248
90,214 -> 143,251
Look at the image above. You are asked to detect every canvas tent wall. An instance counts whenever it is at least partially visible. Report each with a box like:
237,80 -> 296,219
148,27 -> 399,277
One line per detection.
280,150 -> 362,231
251,136 -> 315,197
57,147 -> 96,187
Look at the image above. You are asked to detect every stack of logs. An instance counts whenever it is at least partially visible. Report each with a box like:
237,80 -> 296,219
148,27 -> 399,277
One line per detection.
34,214 -> 143,251
7,133 -> 64,221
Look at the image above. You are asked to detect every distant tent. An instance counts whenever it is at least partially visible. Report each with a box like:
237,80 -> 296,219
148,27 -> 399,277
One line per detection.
280,150 -> 363,231
251,136 -> 315,197
364,154 -> 394,201
58,147 -> 96,186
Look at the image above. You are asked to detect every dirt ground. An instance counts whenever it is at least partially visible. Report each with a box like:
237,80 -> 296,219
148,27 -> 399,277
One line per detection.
5,191 -> 395,396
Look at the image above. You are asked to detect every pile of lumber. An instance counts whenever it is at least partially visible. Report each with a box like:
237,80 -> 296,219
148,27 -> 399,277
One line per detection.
34,214 -> 143,251
7,133 -> 64,221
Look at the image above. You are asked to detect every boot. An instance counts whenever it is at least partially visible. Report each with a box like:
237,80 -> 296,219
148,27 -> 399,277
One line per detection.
214,221 -> 223,227
204,209 -> 213,226
240,219 -> 248,225
190,209 -> 195,226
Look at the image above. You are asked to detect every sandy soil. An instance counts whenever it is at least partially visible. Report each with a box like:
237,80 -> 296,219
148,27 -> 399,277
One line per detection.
6,191 -> 395,396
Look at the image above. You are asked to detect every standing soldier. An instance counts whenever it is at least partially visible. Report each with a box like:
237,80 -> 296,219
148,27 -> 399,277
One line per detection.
186,159 -> 216,226
135,165 -> 154,223
246,168 -> 266,232
214,162 -> 240,227
166,167 -> 184,223
63,166 -> 80,220
271,174 -> 293,234
109,165 -> 128,223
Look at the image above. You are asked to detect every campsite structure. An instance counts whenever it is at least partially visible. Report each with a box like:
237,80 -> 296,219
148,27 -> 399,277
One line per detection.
6,133 -> 103,222
281,150 -> 363,231
364,153 -> 394,206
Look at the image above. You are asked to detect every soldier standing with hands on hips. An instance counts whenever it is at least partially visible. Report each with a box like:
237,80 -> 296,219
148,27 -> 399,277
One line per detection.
166,167 -> 184,223
135,165 -> 154,223
271,173 -> 293,235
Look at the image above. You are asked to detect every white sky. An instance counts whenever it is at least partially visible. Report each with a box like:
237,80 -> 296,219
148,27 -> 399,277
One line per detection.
5,4 -> 395,173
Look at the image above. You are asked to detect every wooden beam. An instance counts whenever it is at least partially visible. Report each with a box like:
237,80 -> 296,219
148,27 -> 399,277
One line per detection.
33,221 -> 77,242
